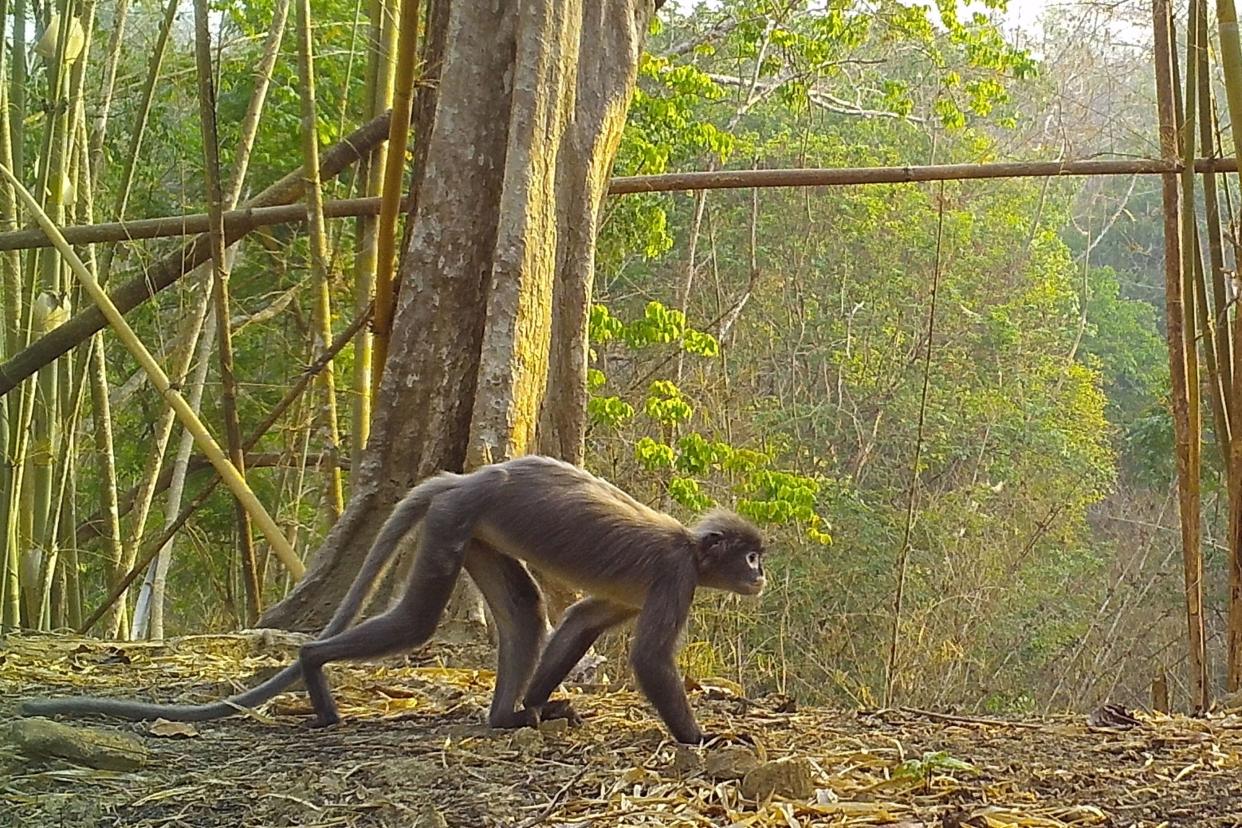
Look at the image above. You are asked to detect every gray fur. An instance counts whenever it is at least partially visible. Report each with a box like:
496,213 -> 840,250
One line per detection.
19,468 -> 495,722
21,457 -> 765,744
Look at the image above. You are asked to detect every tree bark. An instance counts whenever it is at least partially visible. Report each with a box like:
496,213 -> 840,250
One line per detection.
260,0 -> 657,630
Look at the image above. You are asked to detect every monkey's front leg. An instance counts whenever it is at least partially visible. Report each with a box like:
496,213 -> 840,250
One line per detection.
629,580 -> 706,745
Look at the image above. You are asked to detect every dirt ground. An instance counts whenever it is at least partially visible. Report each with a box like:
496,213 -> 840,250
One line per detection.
3,633 -> 1242,827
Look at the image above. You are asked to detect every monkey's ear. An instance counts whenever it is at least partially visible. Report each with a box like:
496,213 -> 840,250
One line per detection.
697,529 -> 724,547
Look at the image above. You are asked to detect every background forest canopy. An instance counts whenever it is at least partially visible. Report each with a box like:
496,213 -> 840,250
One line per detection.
0,0 -> 1205,716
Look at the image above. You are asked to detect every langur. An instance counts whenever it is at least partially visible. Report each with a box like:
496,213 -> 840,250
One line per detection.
22,456 -> 767,745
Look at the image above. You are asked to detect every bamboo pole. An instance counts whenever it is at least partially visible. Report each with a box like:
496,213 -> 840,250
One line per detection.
193,0 -> 263,624
368,0 -> 419,395
3,157 -> 1242,258
0,196 -> 398,252
0,164 -> 306,579
608,157 -> 1242,194
1155,0 -> 1208,713
1199,3 -> 1233,407
133,304 -> 216,640
1218,0 -> 1242,691
350,0 -> 397,466
294,0 -> 345,520
0,110 -> 394,398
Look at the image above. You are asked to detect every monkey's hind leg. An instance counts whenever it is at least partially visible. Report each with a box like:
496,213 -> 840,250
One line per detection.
463,542 -> 549,730
297,513 -> 470,726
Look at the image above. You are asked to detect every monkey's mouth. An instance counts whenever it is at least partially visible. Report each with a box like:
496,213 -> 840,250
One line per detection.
744,578 -> 766,596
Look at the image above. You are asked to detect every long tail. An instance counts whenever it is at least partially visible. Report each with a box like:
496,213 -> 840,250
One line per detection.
20,470 -> 475,722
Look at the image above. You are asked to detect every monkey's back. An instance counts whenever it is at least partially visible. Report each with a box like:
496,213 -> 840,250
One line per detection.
472,456 -> 692,604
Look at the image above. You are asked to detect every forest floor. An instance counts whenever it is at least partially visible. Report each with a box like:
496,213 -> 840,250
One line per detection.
2,633 -> 1241,828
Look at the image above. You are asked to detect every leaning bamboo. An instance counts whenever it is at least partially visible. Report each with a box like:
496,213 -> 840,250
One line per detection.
0,110 -> 394,398
0,163 -> 306,580
369,0 -> 420,394
193,0 -> 262,624
75,306 -> 372,546
1155,0 -> 1208,713
77,308 -> 371,634
1218,0 -> 1242,691
295,0 -> 345,520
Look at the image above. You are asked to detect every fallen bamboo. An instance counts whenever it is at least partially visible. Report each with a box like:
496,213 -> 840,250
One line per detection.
0,157 -> 1238,257
0,162 -> 307,581
0,109 -> 393,398
608,156 -> 1242,194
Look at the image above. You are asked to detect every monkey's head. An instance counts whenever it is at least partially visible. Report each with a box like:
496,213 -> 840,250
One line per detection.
690,509 -> 766,596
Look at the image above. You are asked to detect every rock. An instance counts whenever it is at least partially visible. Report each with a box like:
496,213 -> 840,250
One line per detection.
705,745 -> 761,780
11,718 -> 147,771
539,717 -> 570,735
740,757 -> 816,800
671,745 -> 703,776
509,728 -> 543,751
412,804 -> 448,828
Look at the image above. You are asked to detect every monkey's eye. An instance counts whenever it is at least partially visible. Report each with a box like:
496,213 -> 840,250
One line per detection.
746,551 -> 760,568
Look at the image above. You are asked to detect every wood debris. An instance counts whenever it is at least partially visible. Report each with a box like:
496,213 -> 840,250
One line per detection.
3,633 -> 1242,827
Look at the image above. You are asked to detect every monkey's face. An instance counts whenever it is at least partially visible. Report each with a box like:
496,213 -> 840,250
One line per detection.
696,531 -> 766,596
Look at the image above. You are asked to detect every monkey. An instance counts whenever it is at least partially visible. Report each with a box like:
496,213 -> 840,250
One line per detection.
21,455 -> 767,745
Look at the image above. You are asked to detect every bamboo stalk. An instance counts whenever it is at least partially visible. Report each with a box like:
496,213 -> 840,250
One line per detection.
350,0 -> 397,464
193,0 -> 262,625
3,157 -> 1242,258
1198,2 -> 1233,405
9,0 -> 25,187
88,334 -> 128,635
0,196 -> 401,252
223,0 -> 291,209
0,163 -> 306,580
368,0 -> 419,394
295,0 -> 345,521
133,303 -> 217,640
87,0 -> 129,191
0,109 -> 394,398
1218,0 -> 1242,691
1155,0 -> 1208,713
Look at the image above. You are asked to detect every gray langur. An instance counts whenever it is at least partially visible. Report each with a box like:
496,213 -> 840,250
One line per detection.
22,455 -> 768,744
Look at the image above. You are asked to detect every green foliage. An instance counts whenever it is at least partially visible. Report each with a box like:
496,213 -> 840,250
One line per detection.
588,395 -> 635,429
643,380 -> 694,427
893,751 -> 977,788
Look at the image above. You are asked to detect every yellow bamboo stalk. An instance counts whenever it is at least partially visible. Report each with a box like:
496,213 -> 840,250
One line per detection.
0,163 -> 306,579
350,0 -> 397,461
368,0 -> 419,396
1217,0 -> 1242,691
294,0 -> 345,520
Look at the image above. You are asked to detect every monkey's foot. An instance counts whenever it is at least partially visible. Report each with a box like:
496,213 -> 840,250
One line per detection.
536,699 -> 582,726
489,708 -> 540,730
306,710 -> 342,729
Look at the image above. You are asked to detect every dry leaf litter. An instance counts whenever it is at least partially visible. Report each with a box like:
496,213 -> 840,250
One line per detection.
2,632 -> 1242,827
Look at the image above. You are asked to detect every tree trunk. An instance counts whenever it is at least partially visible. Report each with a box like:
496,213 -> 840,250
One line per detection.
260,0 -> 657,630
